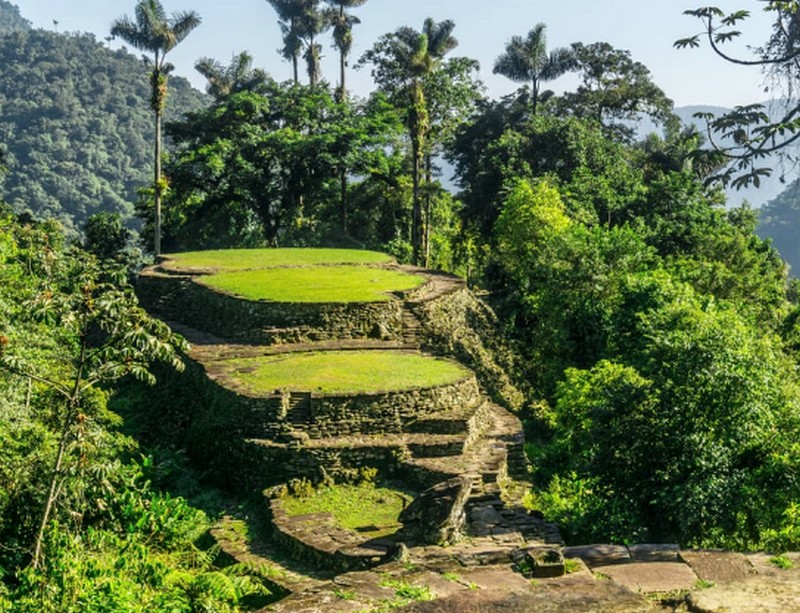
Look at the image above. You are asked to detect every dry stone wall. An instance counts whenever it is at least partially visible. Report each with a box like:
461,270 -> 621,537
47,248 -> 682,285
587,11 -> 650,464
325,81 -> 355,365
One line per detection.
137,269 -> 405,344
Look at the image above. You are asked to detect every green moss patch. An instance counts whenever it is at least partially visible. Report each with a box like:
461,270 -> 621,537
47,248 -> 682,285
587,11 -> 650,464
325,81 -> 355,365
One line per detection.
197,265 -> 424,303
163,248 -> 392,272
280,483 -> 411,537
227,350 -> 468,394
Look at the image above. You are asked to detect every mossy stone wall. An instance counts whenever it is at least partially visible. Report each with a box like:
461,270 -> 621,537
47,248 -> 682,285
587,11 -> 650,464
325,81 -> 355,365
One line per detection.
137,271 -> 404,343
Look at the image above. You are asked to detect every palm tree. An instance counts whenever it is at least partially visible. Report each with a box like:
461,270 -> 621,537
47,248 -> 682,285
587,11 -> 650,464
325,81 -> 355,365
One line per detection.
298,0 -> 328,86
493,23 -> 575,115
195,51 -> 269,100
267,0 -> 328,86
111,0 -> 201,256
325,0 -> 368,100
391,18 -> 457,265
266,0 -> 303,84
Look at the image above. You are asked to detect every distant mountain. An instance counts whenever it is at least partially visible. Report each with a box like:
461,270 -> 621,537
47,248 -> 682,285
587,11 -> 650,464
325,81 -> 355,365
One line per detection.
0,1 -> 30,35
0,25 -> 207,235
758,178 -> 800,276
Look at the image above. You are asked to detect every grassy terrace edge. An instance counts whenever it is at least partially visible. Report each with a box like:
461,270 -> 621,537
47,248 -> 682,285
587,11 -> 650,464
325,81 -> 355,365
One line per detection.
195,265 -> 425,303
161,248 -> 393,272
224,350 -> 470,394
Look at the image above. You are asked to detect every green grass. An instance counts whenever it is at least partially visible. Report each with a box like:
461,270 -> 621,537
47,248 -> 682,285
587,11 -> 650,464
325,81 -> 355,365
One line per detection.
163,248 -> 392,271
280,483 -> 411,537
198,265 -> 424,303
770,554 -> 795,570
227,350 -> 469,394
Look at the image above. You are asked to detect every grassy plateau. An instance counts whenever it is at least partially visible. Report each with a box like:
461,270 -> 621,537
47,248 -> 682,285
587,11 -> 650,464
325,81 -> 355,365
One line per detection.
198,265 -> 424,303
227,350 -> 469,394
163,248 -> 392,272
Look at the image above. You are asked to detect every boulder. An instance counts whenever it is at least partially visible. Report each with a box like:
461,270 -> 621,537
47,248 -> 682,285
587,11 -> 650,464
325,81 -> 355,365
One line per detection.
398,476 -> 472,545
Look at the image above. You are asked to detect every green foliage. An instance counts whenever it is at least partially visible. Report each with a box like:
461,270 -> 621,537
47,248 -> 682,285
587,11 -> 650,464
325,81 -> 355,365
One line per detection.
0,29 -> 205,236
83,212 -> 131,261
452,113 -> 642,241
0,214 -> 257,610
162,85 -> 404,251
676,3 -> 800,187
528,272 -> 800,547
770,554 -> 795,570
558,42 -> 678,142
0,0 -> 30,35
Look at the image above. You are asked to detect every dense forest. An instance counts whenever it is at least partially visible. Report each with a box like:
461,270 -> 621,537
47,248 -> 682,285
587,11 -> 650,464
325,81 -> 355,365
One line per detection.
0,1 -> 205,237
3,0 -> 800,610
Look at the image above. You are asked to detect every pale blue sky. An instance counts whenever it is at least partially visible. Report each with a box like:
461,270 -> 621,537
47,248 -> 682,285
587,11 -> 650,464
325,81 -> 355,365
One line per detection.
15,0 -> 775,107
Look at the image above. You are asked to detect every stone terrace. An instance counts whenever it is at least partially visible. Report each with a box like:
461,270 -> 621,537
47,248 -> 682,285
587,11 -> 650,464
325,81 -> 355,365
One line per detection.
138,251 -> 562,607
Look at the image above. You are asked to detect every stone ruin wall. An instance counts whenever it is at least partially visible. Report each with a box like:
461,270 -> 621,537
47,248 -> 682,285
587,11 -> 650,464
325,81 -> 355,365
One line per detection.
137,270 -> 405,344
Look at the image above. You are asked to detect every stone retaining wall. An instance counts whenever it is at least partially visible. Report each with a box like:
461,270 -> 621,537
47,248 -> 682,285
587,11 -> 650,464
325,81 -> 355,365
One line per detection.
302,375 -> 481,438
137,270 -> 405,344
416,287 -> 525,411
268,498 -> 392,573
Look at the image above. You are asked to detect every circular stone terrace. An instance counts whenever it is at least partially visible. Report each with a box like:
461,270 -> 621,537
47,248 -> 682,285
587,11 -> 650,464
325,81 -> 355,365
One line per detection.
138,248 -> 437,344
161,248 -> 426,303
222,349 -> 469,395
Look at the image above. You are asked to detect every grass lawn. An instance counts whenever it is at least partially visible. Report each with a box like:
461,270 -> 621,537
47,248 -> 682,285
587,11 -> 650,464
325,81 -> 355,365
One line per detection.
280,483 -> 412,537
163,248 -> 392,271
197,265 -> 424,302
227,350 -> 469,394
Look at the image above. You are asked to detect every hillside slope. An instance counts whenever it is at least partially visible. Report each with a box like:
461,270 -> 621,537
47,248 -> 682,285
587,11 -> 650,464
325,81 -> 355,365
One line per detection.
0,24 -> 207,235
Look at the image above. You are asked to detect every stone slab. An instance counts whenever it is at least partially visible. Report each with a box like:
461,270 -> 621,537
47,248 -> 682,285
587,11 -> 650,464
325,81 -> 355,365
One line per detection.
592,561 -> 698,593
398,572 -> 653,612
689,573 -> 800,612
679,550 -> 754,584
563,544 -> 631,568
628,543 -> 679,563
456,565 -> 532,591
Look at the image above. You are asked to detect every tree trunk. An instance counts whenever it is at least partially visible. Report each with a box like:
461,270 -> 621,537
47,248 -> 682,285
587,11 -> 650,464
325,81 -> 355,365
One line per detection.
292,54 -> 299,84
154,107 -> 162,257
411,137 -> 422,266
339,47 -> 346,101
31,398 -> 74,569
340,165 -> 348,232
423,153 -> 433,268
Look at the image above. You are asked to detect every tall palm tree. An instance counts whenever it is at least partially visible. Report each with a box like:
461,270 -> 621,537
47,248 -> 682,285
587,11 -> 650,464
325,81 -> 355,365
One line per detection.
267,0 -> 328,86
493,23 -> 575,116
266,0 -> 303,84
298,0 -> 328,86
111,0 -> 201,256
325,0 -> 367,100
391,18 -> 457,265
195,51 -> 269,100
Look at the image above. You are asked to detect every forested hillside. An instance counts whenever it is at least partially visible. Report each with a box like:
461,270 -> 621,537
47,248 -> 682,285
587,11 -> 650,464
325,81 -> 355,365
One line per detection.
0,22 -> 206,235
0,0 -> 28,34
758,178 -> 800,275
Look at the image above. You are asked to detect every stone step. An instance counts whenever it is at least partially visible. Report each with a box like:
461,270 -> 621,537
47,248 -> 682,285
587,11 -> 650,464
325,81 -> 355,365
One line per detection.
247,432 -> 468,459
404,398 -> 492,436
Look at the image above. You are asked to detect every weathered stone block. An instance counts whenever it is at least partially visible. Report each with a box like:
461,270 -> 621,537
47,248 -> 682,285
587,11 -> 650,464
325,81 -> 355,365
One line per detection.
397,476 -> 472,546
523,546 -> 566,578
